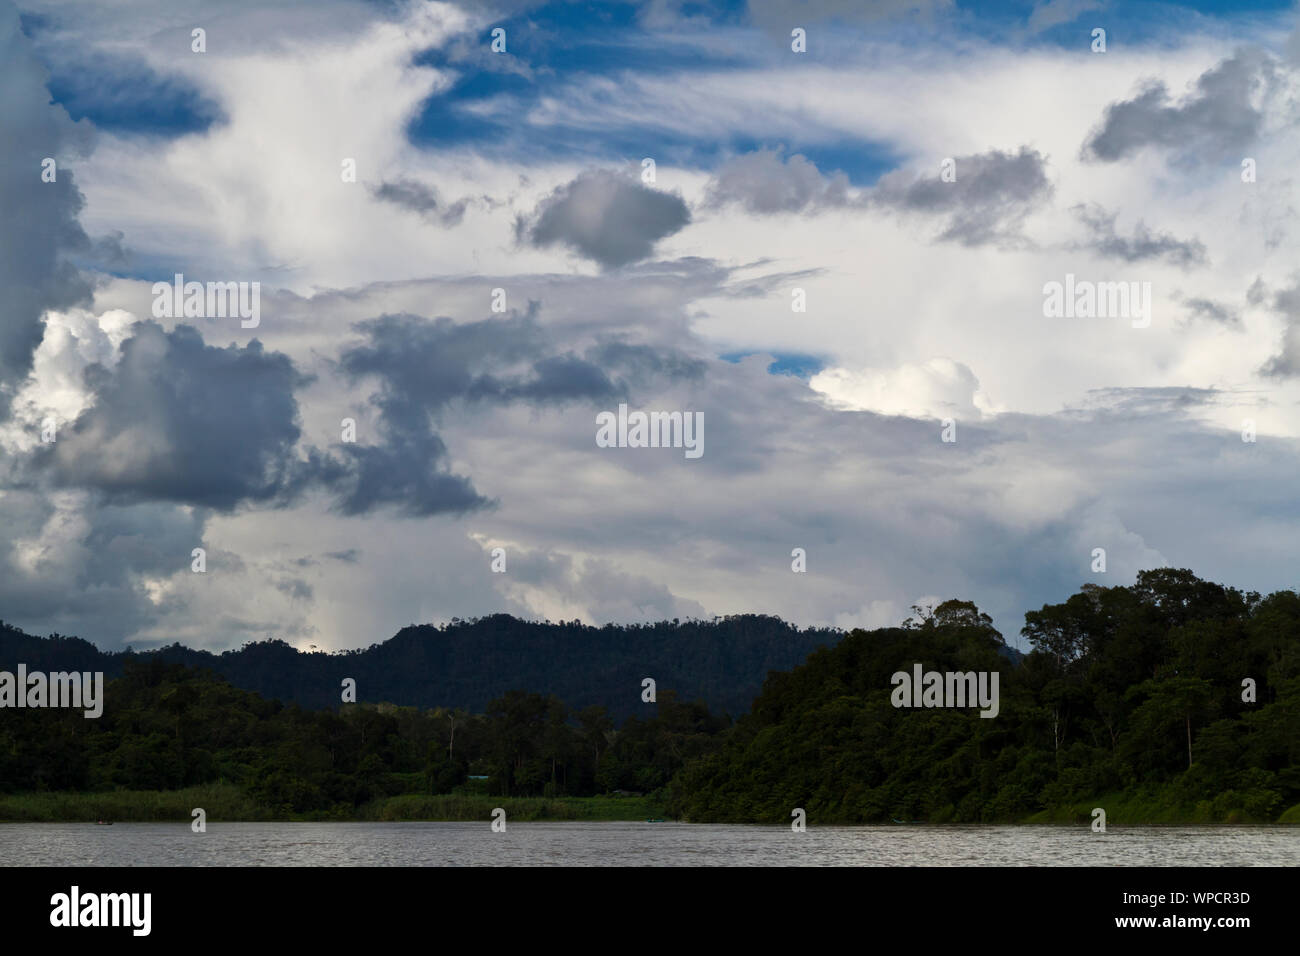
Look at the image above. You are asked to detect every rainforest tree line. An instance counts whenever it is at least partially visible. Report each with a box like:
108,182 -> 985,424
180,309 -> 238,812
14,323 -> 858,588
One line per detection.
670,569 -> 1299,821
1,569 -> 1297,821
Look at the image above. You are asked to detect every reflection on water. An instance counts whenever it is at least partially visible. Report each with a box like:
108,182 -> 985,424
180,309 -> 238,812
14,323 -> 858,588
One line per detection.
3,822 -> 1297,866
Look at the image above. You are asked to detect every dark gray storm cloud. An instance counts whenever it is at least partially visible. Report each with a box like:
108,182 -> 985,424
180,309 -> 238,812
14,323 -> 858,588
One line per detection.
870,146 -> 1052,246
515,169 -> 691,268
17,299 -> 708,521
1072,203 -> 1207,267
1180,296 -> 1240,328
0,490 -> 204,645
274,577 -> 313,601
0,1 -> 96,405
584,341 -> 707,385
314,434 -> 487,518
37,321 -> 309,509
330,309 -> 702,515
700,145 -> 1050,243
703,149 -> 852,214
337,308 -> 624,411
1082,49 -> 1275,162
13,313 -> 493,519
1258,277 -> 1300,378
372,178 -> 470,226
1248,277 -> 1268,307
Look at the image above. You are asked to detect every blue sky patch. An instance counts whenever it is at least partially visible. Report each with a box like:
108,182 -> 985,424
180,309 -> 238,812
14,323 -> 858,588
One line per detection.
720,351 -> 825,378
43,54 -> 222,136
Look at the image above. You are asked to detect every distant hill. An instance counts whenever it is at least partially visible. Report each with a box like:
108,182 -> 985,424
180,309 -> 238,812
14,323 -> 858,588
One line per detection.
0,614 -> 843,720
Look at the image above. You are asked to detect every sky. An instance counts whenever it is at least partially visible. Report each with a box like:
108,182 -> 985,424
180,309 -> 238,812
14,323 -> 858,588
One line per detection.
3,0 -> 1300,653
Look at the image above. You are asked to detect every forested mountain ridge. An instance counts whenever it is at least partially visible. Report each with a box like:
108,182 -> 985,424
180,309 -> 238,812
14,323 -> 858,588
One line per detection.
0,613 -> 842,721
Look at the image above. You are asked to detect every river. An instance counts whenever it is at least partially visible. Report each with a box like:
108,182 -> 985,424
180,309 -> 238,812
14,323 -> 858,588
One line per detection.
2,822 -> 1297,866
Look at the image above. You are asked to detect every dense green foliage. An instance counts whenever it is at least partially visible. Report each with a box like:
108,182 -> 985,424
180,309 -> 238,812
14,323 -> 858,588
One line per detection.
669,570 -> 1300,823
0,613 -> 839,720
0,784 -> 269,822
0,788 -> 656,823
2,569 -> 1297,823
0,654 -> 725,816
363,794 -> 658,822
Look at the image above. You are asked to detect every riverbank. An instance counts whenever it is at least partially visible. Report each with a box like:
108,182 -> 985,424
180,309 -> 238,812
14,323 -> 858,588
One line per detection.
0,786 -> 663,823
1024,792 -> 1300,825
1,785 -> 1295,824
